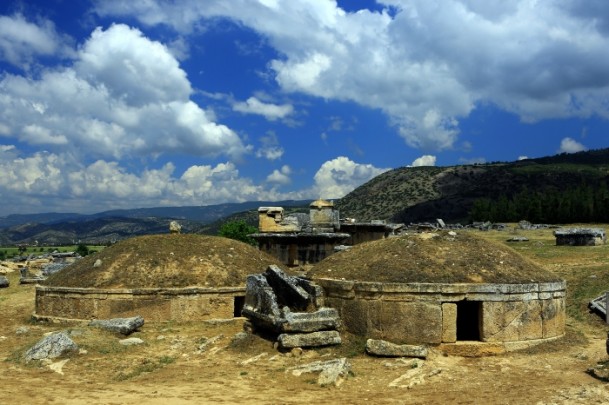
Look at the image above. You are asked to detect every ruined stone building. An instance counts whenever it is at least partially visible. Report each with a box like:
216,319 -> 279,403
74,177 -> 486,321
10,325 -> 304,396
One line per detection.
34,234 -> 283,322
250,199 -> 403,266
308,232 -> 566,354
554,227 -> 606,246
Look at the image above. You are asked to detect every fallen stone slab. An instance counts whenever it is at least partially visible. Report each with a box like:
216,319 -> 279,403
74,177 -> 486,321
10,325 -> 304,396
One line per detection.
89,316 -> 144,335
289,358 -> 351,387
0,275 -> 9,288
366,339 -> 428,359
281,307 -> 341,333
277,330 -> 341,349
243,274 -> 281,317
24,332 -> 79,362
265,265 -> 311,310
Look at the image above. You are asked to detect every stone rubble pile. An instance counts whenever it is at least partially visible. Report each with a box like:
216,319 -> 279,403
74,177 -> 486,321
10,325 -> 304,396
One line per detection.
242,264 -> 342,350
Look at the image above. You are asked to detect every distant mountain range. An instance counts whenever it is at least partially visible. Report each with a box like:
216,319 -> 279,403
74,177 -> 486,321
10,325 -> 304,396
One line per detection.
3,147 -> 609,246
0,200 -> 310,245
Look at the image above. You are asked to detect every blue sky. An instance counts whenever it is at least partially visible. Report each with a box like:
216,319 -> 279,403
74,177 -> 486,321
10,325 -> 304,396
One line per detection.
0,0 -> 608,215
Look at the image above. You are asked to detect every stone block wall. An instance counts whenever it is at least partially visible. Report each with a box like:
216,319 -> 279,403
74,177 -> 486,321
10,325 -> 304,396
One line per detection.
316,279 -> 566,347
35,286 -> 245,322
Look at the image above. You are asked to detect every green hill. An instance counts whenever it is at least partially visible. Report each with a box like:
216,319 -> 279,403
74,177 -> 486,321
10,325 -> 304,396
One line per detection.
336,148 -> 609,224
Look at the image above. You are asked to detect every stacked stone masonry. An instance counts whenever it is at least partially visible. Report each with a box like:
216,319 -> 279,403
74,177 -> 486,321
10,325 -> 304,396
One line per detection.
316,279 -> 566,345
34,286 -> 245,322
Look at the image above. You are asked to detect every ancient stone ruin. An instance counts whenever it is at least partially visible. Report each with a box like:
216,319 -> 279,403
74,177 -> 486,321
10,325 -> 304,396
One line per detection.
34,234 -> 284,322
251,199 -> 403,266
308,231 -> 566,355
242,265 -> 342,350
554,228 -> 606,246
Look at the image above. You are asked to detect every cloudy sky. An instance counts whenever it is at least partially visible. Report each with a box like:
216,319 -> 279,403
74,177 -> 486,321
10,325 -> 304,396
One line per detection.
1,0 -> 608,215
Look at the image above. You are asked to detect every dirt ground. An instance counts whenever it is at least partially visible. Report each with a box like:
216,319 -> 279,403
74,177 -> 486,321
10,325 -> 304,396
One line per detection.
2,274 -> 608,404
2,230 -> 609,404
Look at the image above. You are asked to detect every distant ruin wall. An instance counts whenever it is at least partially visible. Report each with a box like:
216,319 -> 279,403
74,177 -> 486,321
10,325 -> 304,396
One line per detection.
315,279 -> 566,346
34,286 -> 245,322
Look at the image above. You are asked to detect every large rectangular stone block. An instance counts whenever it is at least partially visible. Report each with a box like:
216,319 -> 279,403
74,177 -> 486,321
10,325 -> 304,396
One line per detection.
442,303 -> 457,343
541,298 -> 565,338
481,300 -> 543,342
380,301 -> 443,344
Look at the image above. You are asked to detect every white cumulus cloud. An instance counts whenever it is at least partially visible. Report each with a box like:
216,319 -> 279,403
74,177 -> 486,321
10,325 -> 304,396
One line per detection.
559,137 -> 587,153
312,156 -> 390,199
233,96 -> 294,121
95,0 -> 609,151
0,22 -> 248,160
266,165 -> 292,185
0,13 -> 74,70
410,155 -> 437,167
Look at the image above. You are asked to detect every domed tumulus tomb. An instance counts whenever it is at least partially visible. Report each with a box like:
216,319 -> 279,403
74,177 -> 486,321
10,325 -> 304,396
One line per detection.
34,234 -> 285,322
307,231 -> 566,352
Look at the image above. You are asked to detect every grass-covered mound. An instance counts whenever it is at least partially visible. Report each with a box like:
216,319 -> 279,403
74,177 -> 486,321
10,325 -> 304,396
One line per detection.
45,234 -> 283,288
309,231 -> 562,284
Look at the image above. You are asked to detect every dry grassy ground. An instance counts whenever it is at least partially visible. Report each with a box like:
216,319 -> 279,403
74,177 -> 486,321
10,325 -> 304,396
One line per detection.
1,227 -> 609,404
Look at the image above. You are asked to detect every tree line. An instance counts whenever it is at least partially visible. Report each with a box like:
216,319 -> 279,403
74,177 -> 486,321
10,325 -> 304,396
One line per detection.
470,182 -> 609,223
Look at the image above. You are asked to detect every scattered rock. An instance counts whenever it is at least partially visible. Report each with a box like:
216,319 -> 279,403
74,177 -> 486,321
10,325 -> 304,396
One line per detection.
24,332 -> 79,362
366,339 -> 428,359
288,358 -> 351,386
388,363 -> 442,389
93,259 -> 102,268
119,337 -> 144,346
586,360 -> 609,382
89,316 -> 144,335
15,326 -> 30,335
48,359 -> 70,375
239,352 -> 268,365
0,275 -> 9,288
507,236 -> 529,242
197,334 -> 224,352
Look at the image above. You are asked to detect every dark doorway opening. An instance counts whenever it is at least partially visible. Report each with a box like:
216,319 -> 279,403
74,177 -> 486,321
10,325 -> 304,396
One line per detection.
233,296 -> 245,317
456,300 -> 481,341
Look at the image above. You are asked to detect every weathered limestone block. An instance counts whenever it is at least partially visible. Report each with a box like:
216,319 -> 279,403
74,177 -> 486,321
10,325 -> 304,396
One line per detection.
442,303 -> 457,343
333,297 -> 382,337
380,301 -> 443,344
366,339 -> 428,358
89,316 -> 144,335
277,330 -> 341,349
24,332 -> 78,362
481,300 -> 543,342
281,307 -> 341,333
